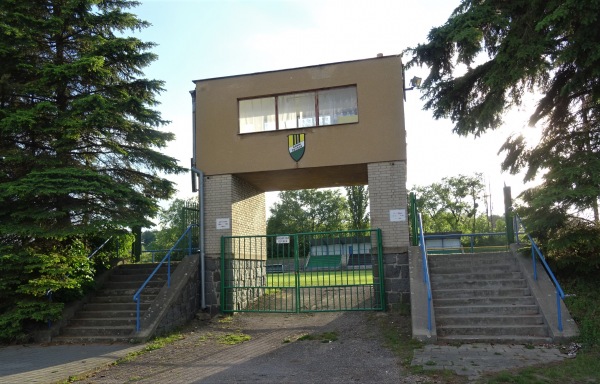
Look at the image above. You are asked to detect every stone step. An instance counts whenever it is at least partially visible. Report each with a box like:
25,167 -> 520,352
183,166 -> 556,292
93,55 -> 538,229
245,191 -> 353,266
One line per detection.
103,280 -> 166,290
428,252 -> 551,344
433,296 -> 536,307
434,295 -> 536,307
68,317 -> 137,327
109,273 -> 169,282
430,272 -> 524,282
56,262 -> 179,343
113,263 -> 172,276
431,279 -> 528,290
428,254 -> 514,265
91,293 -> 160,303
438,334 -> 553,344
435,304 -> 540,316
84,302 -> 150,312
429,265 -> 519,275
436,314 -> 545,326
94,287 -> 163,297
432,287 -> 531,299
76,310 -> 138,319
60,326 -> 135,337
437,324 -> 549,337
52,335 -> 136,344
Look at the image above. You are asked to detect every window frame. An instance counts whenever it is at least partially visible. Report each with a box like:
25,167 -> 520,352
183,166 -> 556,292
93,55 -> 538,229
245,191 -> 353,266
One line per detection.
238,85 -> 358,134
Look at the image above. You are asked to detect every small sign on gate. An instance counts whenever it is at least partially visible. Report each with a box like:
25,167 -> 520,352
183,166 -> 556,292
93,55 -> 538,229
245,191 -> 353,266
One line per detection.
276,236 -> 290,244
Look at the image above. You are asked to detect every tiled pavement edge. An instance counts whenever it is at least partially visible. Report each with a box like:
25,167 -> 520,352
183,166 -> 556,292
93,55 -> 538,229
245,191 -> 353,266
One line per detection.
0,343 -> 146,384
412,343 -> 567,380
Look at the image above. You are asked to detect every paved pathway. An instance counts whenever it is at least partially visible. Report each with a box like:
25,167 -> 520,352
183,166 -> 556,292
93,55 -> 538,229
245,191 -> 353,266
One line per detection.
412,343 -> 567,380
0,343 -> 145,384
0,341 -> 569,383
0,313 -> 570,384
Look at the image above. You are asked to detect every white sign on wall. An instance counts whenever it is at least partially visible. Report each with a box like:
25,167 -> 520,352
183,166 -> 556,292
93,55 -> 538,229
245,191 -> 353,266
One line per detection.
216,218 -> 230,230
389,209 -> 407,222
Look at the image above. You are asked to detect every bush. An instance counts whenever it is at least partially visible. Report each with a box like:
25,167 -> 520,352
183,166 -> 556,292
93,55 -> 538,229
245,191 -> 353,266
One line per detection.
0,238 -> 94,342
562,277 -> 600,347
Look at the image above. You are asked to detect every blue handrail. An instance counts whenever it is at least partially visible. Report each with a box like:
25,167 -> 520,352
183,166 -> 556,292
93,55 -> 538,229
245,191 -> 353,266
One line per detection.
515,215 -> 566,332
133,224 -> 199,333
417,213 -> 433,332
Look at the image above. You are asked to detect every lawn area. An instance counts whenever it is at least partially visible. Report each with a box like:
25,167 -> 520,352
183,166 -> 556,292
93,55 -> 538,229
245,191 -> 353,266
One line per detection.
267,270 -> 373,287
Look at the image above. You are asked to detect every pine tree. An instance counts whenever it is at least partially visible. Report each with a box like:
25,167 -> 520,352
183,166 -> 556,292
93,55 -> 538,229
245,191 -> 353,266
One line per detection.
0,0 -> 184,340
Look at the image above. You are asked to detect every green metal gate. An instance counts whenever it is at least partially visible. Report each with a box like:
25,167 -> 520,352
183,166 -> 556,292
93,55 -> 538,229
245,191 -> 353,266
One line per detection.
221,229 -> 385,313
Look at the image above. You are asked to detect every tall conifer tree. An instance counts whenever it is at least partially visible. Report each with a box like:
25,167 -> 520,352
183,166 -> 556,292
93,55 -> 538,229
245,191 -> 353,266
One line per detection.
0,0 -> 183,339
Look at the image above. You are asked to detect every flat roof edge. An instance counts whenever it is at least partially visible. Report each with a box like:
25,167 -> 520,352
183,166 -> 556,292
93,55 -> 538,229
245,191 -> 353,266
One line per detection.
192,54 -> 402,84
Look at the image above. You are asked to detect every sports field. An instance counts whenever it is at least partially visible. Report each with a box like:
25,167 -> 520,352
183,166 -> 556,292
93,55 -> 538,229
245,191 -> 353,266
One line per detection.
267,270 -> 373,287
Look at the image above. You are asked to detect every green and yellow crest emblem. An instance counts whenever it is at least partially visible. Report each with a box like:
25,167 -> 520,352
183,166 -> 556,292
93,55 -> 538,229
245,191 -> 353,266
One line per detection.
288,133 -> 305,162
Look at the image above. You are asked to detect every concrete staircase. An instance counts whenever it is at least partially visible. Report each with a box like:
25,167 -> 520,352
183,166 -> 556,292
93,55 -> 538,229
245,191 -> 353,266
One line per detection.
54,263 -> 172,343
429,252 -> 551,344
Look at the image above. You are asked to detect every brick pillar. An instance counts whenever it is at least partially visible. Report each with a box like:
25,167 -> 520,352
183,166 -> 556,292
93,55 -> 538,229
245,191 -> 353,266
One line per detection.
368,161 -> 410,310
203,174 -> 265,315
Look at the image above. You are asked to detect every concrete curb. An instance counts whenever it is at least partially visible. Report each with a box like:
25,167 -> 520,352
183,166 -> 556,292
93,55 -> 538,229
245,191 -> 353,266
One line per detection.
409,246 -> 437,343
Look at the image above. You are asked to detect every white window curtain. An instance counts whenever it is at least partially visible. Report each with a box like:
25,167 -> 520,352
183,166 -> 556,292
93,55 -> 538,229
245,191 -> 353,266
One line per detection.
318,87 -> 358,125
239,97 -> 276,133
278,92 -> 316,129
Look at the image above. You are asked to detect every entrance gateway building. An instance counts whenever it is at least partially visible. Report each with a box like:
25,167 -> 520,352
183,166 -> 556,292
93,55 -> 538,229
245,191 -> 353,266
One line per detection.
190,55 -> 410,315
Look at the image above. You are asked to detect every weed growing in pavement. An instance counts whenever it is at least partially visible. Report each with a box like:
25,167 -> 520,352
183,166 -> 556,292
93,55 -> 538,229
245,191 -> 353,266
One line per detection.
217,332 -> 251,345
117,332 -> 185,364
195,333 -> 212,345
218,316 -> 233,324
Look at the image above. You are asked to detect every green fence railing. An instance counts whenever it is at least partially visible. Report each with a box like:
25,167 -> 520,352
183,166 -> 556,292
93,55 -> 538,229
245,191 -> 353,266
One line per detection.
221,229 -> 384,313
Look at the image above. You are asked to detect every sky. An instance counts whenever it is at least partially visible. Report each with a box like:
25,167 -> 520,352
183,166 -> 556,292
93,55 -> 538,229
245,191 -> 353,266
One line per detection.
130,0 -> 541,221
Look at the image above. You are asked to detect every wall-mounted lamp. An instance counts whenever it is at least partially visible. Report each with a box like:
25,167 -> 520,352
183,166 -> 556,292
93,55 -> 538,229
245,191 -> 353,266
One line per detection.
405,76 -> 422,91
403,75 -> 422,101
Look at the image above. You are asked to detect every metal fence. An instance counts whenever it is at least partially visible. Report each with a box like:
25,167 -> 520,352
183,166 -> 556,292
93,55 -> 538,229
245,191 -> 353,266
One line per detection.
424,232 -> 509,254
221,229 -> 385,313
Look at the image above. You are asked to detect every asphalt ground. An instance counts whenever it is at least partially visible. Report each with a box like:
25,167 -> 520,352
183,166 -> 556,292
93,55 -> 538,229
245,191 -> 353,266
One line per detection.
0,312 -> 568,384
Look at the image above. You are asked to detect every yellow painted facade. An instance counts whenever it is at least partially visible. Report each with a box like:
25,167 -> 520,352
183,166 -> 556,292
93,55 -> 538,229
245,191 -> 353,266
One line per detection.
192,55 -> 406,191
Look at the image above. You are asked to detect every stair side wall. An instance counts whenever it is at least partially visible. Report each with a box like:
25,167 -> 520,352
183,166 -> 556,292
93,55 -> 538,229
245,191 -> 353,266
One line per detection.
137,254 -> 200,341
408,246 -> 437,343
510,244 -> 579,342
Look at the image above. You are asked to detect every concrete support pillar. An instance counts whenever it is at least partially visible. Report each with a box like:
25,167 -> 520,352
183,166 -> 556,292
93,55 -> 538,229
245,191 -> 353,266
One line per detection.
202,174 -> 265,315
368,161 -> 410,310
